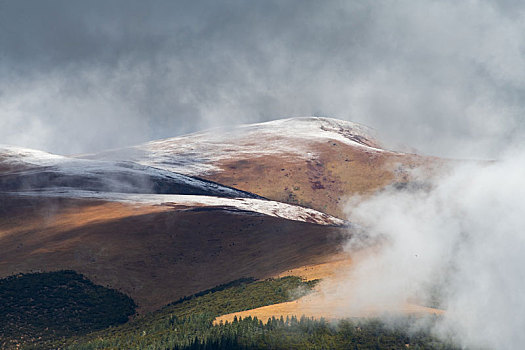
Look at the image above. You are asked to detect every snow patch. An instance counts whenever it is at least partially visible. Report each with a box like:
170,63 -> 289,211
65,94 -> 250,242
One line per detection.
9,190 -> 345,226
0,145 -> 66,167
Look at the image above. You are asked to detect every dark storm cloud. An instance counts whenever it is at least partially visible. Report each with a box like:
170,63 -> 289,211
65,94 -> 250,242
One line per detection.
1,0 -> 525,157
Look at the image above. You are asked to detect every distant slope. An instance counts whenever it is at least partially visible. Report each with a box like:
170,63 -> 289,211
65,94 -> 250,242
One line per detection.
84,117 -> 443,218
0,146 -> 261,198
88,117 -> 385,175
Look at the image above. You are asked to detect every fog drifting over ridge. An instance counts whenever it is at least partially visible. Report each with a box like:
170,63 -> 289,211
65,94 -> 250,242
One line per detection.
339,146 -> 525,349
1,0 -> 525,158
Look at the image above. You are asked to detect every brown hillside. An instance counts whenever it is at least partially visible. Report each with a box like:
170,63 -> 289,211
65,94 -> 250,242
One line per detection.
0,118 -> 448,316
87,118 -> 444,218
0,195 -> 347,313
204,141 -> 438,218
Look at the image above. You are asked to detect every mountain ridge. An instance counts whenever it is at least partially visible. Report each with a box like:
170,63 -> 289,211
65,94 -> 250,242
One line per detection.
0,117 -> 443,313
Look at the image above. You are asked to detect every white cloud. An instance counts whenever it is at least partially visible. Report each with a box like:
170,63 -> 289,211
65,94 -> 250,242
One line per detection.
339,148 -> 525,349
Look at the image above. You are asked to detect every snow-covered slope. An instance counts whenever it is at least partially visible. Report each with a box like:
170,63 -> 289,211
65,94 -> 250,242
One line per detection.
0,143 -> 346,225
0,145 -> 65,167
0,117 -> 401,224
85,117 -> 387,176
11,190 -> 345,226
0,145 -> 261,198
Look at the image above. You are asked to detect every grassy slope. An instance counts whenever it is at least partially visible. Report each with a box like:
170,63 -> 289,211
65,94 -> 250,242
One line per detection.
0,196 -> 346,313
61,276 -> 317,349
57,276 -> 456,350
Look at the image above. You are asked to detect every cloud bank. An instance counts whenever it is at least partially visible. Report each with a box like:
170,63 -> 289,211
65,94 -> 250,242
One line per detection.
1,0 -> 525,158
339,148 -> 525,349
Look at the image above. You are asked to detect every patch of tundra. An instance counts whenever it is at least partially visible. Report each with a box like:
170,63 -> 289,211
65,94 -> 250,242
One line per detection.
9,190 -> 345,226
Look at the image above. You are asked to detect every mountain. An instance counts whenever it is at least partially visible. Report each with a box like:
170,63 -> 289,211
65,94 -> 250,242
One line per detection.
84,117 -> 439,218
0,117 -> 445,347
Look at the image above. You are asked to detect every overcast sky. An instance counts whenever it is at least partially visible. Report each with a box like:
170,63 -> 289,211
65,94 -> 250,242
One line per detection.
1,0 -> 525,158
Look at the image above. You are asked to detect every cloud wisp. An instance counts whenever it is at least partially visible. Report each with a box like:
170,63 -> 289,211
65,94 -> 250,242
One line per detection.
337,148 -> 525,349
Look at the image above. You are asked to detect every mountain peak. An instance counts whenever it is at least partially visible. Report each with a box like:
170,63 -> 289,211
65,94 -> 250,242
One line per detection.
243,116 -> 382,149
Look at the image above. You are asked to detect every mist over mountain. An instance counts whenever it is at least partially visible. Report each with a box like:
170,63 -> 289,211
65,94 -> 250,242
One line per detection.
2,1 -> 525,349
2,0 -> 525,158
337,150 -> 525,349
